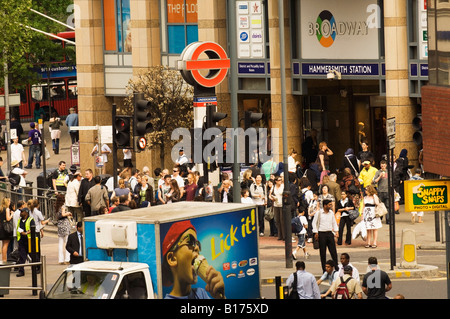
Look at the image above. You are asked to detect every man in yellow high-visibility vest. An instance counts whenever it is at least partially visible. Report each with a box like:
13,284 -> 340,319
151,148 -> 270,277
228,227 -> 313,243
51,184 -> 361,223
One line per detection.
16,207 -> 35,277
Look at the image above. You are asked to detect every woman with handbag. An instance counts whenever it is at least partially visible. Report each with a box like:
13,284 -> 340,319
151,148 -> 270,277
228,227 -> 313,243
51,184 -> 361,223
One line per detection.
360,185 -> 382,248
265,179 -> 277,237
269,176 -> 285,241
0,197 -> 13,262
55,194 -> 72,264
316,141 -> 333,184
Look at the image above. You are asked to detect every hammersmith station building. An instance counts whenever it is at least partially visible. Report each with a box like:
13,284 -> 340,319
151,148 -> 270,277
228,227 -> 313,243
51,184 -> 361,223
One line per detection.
74,0 -> 431,176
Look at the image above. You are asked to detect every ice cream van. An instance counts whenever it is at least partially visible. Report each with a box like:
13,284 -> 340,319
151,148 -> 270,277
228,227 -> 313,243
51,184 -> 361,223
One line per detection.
41,202 -> 261,299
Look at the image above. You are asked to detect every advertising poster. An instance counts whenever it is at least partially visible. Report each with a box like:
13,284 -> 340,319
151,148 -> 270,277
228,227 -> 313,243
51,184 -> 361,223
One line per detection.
237,1 -> 265,59
159,208 -> 260,299
404,179 -> 450,212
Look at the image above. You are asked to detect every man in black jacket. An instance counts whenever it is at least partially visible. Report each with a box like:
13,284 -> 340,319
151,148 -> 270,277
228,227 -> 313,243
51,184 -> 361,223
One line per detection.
66,222 -> 84,264
78,169 -> 95,217
111,194 -> 132,213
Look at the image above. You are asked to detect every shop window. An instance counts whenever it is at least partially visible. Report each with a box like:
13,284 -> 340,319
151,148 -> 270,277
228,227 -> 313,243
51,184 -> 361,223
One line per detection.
103,0 -> 131,53
164,0 -> 198,54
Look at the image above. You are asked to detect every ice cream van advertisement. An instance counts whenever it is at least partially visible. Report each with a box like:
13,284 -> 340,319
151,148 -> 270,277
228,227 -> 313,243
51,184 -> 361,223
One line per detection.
160,208 -> 260,299
404,179 -> 450,212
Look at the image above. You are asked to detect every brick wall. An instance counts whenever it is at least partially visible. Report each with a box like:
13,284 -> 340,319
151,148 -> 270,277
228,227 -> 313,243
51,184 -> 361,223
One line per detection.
421,85 -> 450,177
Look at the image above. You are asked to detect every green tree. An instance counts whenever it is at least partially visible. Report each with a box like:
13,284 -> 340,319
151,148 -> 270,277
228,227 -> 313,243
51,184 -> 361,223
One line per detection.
1,0 -> 75,91
0,0 -> 33,86
125,66 -> 194,167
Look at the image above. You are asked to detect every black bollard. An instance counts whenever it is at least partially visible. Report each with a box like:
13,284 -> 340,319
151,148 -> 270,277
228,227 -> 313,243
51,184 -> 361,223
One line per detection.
30,224 -> 38,296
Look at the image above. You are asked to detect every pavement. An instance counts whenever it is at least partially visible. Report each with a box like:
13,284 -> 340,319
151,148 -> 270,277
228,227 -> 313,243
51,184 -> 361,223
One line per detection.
256,208 -> 446,284
1,121 -> 448,298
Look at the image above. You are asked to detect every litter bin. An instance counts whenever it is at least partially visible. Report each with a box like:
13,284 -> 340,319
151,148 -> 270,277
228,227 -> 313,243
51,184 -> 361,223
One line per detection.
37,170 -> 54,196
0,262 -> 13,296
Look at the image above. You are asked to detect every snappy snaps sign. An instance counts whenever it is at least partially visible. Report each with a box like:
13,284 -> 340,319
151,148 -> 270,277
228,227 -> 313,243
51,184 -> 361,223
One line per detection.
404,180 -> 450,212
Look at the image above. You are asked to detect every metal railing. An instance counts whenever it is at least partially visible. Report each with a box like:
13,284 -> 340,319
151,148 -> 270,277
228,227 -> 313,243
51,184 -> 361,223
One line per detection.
0,256 -> 47,296
0,182 -> 65,226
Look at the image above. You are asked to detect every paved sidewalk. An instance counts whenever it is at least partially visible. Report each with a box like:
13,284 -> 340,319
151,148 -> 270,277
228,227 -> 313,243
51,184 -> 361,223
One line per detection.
257,206 -> 445,282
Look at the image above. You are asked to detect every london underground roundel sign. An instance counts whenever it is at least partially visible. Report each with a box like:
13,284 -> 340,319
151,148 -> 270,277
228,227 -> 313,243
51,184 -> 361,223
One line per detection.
179,42 -> 230,88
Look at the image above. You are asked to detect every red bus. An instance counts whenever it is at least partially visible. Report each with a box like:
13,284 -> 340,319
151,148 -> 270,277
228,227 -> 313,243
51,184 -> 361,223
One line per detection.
1,31 -> 77,121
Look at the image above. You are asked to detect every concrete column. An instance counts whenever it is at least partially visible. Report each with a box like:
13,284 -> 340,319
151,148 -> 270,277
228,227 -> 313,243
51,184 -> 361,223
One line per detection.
384,0 -> 417,165
75,0 -> 112,173
268,0 -> 302,163
131,0 -> 161,75
129,0 -> 161,172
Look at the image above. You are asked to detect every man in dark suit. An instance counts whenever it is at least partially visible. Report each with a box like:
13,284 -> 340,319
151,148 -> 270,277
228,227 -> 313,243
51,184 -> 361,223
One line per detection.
66,222 -> 84,264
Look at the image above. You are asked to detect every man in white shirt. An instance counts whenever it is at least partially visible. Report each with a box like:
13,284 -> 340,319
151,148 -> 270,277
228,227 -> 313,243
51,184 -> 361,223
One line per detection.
171,167 -> 185,198
175,148 -> 189,166
11,137 -> 27,169
312,199 -> 339,273
65,172 -> 83,222
337,253 -> 360,282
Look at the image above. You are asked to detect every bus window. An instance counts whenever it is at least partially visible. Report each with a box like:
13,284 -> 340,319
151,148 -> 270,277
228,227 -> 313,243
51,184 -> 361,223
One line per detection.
31,84 -> 48,102
50,81 -> 66,100
68,80 -> 77,99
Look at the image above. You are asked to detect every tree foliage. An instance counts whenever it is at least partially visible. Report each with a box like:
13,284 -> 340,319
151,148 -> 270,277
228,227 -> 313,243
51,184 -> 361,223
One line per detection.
0,0 -> 33,78
0,0 -> 75,90
125,66 -> 194,166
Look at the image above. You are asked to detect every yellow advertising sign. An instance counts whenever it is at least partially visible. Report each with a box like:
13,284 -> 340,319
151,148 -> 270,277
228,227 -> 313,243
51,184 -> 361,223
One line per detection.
404,179 -> 450,212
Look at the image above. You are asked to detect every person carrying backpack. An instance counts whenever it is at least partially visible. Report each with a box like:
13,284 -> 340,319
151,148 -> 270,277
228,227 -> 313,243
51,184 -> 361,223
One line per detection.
291,207 -> 310,260
10,160 -> 28,200
330,265 -> 363,299
285,261 -> 321,299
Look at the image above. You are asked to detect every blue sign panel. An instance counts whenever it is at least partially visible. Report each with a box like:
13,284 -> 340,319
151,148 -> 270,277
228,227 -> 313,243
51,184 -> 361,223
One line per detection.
238,62 -> 266,74
420,64 -> 428,77
37,64 -> 77,79
301,63 -> 380,76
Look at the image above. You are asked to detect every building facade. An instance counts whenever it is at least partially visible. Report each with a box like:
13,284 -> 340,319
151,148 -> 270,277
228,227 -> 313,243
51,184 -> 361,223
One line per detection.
74,0 -> 426,175
421,0 -> 450,177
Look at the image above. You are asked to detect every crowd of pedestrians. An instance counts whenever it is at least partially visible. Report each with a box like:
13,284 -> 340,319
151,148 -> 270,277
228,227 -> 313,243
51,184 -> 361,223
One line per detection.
0,117 -> 422,299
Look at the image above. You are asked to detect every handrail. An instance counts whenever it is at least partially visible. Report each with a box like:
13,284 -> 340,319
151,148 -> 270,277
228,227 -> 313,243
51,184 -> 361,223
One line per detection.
0,256 -> 47,295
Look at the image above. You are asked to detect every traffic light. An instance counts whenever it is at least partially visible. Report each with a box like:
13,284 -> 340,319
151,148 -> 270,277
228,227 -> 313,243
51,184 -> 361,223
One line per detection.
412,114 -> 422,146
205,103 -> 227,131
134,93 -> 153,151
114,115 -> 132,148
244,111 -> 263,165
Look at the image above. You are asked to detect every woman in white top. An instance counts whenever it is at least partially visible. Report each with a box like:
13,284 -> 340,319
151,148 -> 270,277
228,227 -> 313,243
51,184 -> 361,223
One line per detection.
250,175 -> 267,236
288,149 -> 299,173
269,176 -> 285,241
361,185 -> 382,248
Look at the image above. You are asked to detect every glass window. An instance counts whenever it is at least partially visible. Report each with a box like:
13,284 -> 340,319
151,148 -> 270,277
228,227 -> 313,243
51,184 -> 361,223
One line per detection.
68,80 -> 78,99
114,272 -> 148,299
31,84 -> 48,102
164,0 -> 198,55
50,81 -> 66,100
103,0 -> 131,53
